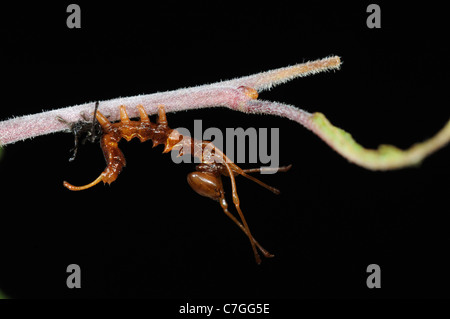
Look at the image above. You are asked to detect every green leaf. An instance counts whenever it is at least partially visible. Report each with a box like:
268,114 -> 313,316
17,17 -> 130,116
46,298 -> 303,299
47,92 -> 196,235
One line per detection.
310,112 -> 450,170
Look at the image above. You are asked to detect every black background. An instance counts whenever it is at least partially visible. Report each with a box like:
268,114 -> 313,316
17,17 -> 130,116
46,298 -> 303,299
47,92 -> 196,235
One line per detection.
0,2 -> 449,300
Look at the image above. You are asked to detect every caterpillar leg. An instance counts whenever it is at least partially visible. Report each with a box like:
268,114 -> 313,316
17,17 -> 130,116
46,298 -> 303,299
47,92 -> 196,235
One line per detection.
241,164 -> 292,174
223,163 -> 292,195
223,161 -> 262,264
218,194 -> 274,259
156,104 -> 168,126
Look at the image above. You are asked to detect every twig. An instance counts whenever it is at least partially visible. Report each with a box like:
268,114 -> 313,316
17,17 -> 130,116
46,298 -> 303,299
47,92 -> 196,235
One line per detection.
0,55 -> 449,170
0,56 -> 340,146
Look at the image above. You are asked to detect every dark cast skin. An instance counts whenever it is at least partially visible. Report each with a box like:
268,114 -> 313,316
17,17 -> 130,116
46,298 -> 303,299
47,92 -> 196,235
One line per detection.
63,98 -> 291,264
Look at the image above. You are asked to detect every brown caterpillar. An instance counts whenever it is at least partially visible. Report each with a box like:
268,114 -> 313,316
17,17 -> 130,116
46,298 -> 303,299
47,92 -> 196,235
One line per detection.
63,95 -> 291,264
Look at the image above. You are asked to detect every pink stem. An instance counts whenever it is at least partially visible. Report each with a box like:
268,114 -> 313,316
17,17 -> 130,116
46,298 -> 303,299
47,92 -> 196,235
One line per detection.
0,56 -> 340,146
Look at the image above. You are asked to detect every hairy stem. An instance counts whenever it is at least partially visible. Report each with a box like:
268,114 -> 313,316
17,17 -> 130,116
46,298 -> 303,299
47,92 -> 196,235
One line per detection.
1,55 -> 449,171
0,56 -> 341,146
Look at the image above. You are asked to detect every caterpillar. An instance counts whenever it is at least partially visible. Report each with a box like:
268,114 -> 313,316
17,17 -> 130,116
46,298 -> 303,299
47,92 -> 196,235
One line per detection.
62,97 -> 291,264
